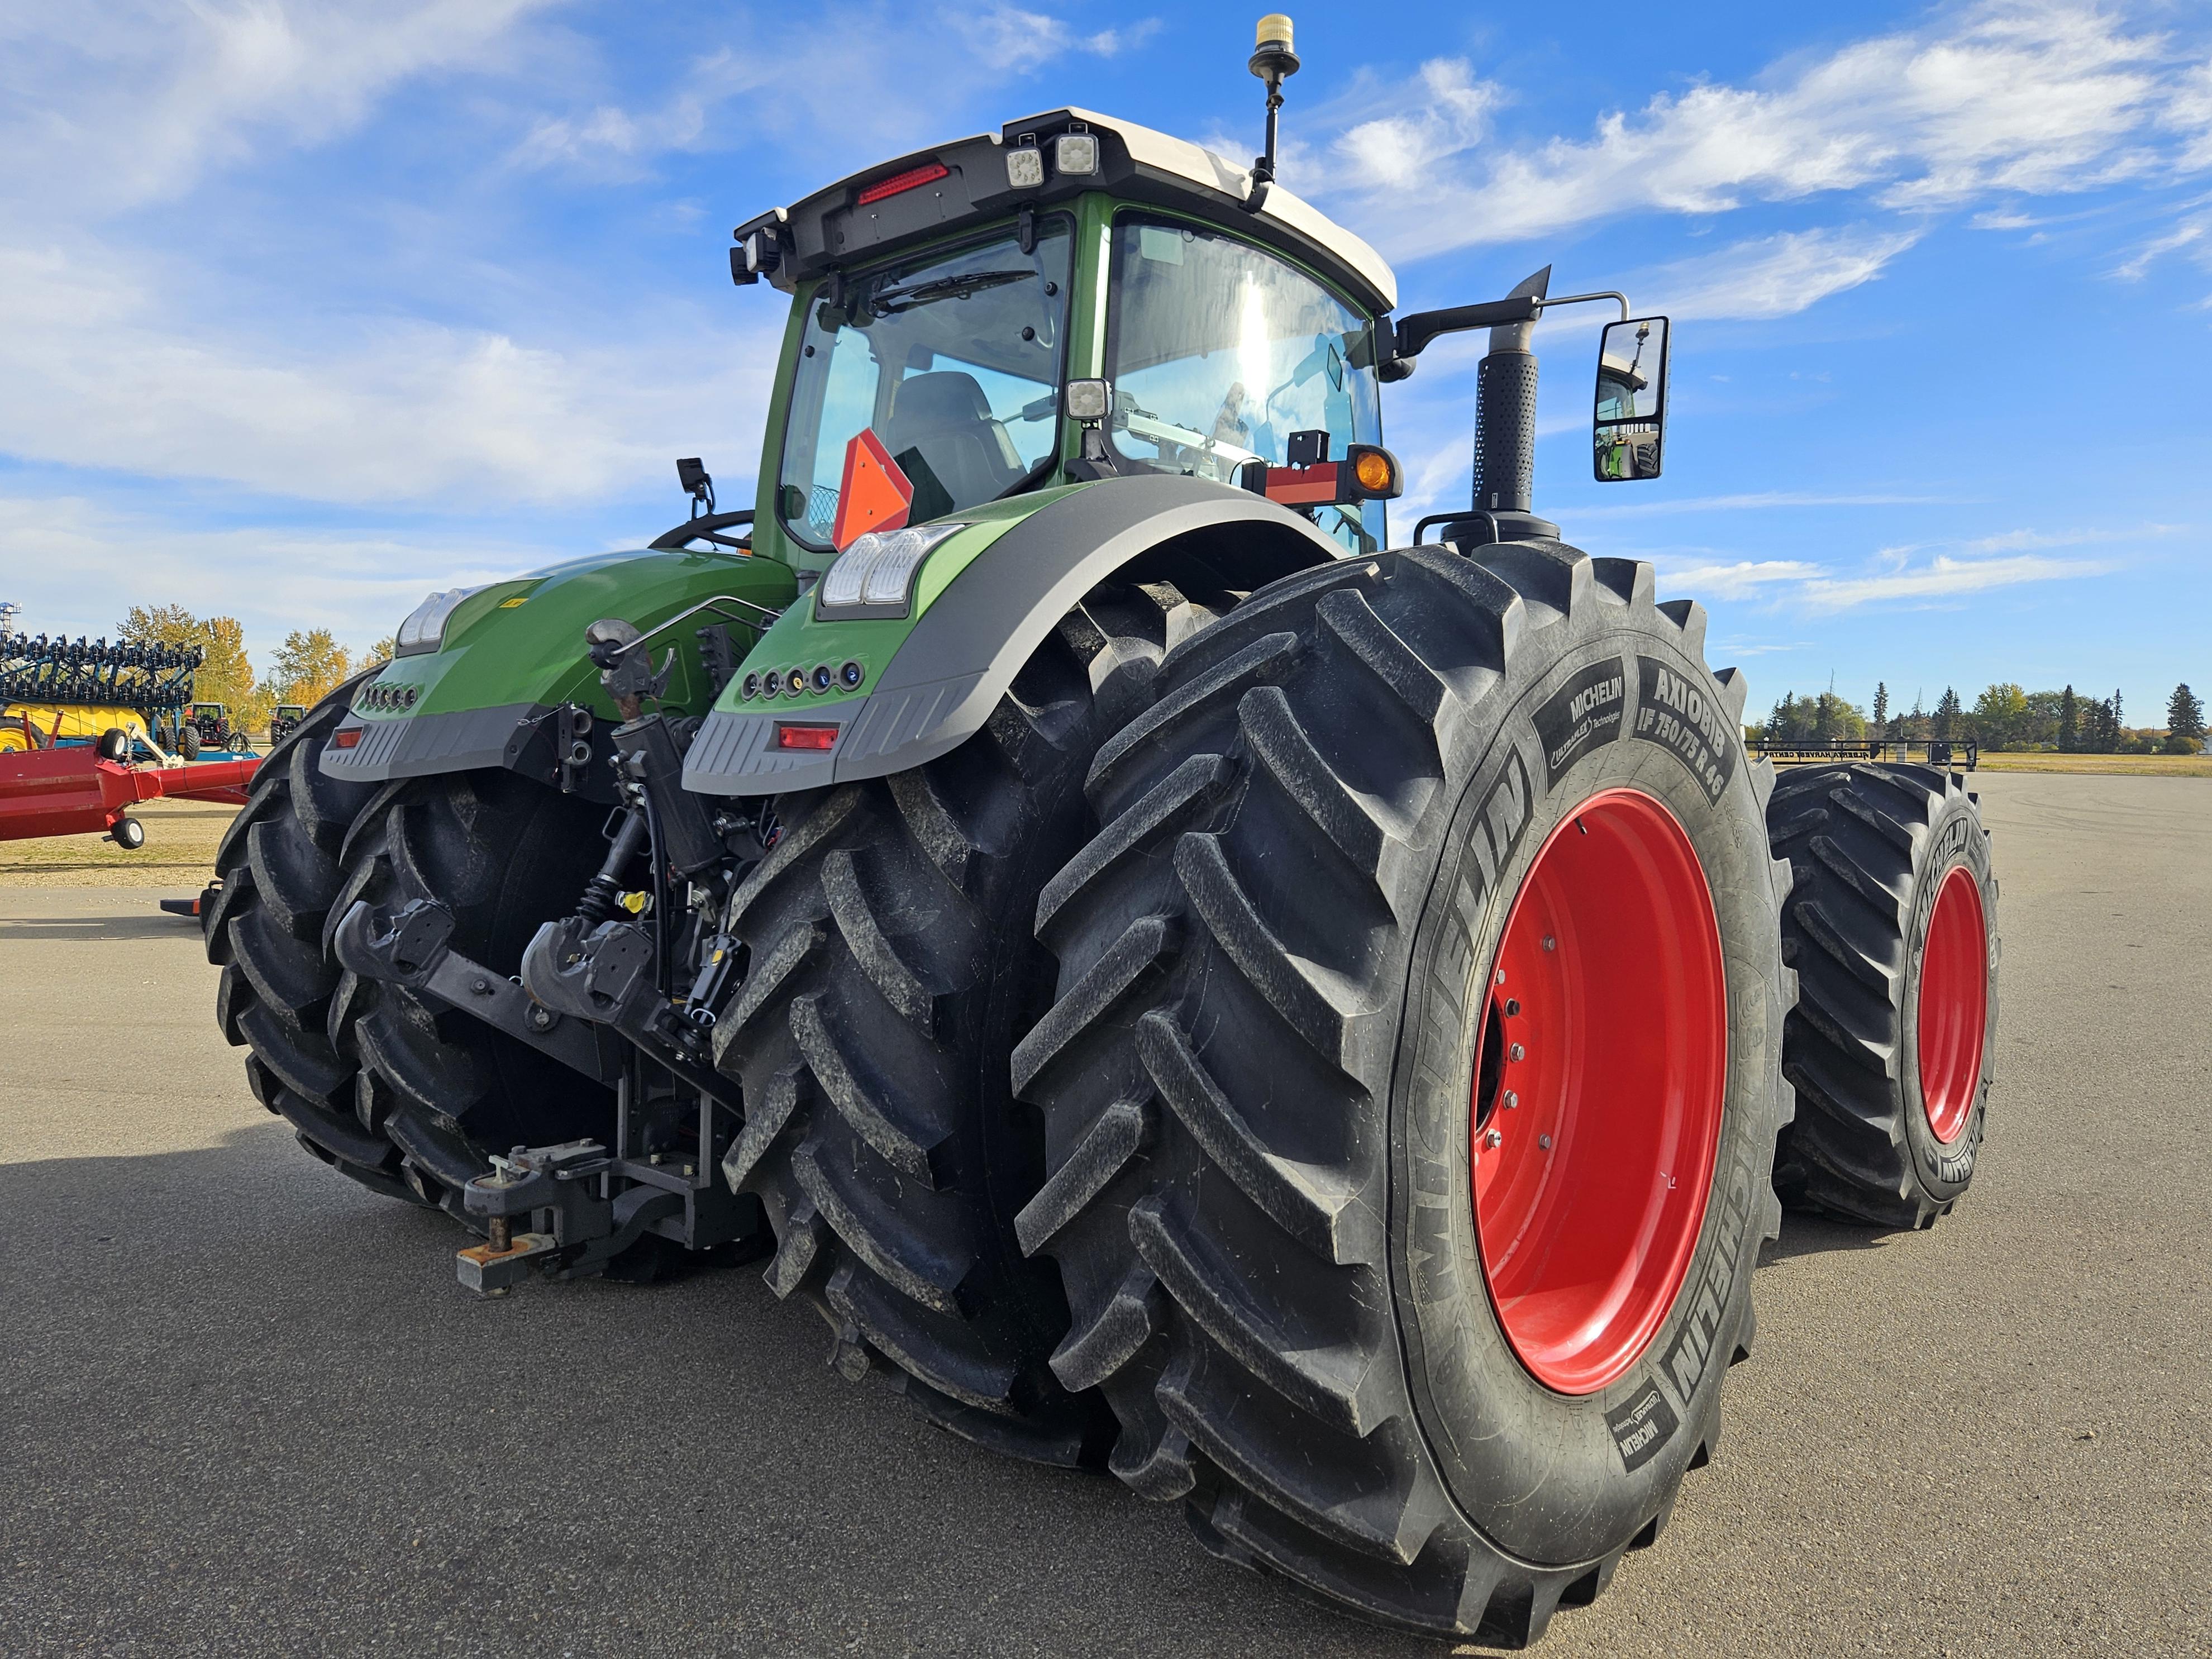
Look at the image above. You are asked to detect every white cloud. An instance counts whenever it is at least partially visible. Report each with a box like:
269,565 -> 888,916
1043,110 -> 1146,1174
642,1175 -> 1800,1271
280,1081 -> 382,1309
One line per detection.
2113,214 -> 2210,279
949,7 -> 1161,72
0,495 -> 575,657
0,242 -> 781,505
1641,227 -> 1922,320
1568,490 -> 1959,518
2169,58 -> 2212,170
0,1 -> 554,213
511,6 -> 1164,177
1309,3 -> 2203,260
1654,559 -> 1823,599
1797,552 -> 2109,610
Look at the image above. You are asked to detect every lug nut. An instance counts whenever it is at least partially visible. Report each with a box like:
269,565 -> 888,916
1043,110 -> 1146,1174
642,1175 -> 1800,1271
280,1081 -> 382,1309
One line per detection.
1538,1134 -> 1553,1150
1542,935 -> 1556,951
1494,968 -> 1507,986
1508,1043 -> 1524,1062
1484,1128 -> 1503,1148
1503,1089 -> 1519,1110
1504,998 -> 1520,1017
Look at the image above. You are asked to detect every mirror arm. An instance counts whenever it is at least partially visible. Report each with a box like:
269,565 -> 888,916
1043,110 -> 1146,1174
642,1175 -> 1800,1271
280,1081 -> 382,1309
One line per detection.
1538,290 -> 1632,322
1383,289 -> 1631,376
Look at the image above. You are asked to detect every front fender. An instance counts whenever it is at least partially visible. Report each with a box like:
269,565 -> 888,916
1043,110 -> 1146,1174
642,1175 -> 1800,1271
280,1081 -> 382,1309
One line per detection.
322,547 -> 798,793
682,474 -> 1344,798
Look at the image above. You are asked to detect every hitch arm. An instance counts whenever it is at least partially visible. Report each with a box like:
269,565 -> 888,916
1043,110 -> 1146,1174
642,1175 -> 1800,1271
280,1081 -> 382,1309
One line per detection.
332,898 -> 621,1085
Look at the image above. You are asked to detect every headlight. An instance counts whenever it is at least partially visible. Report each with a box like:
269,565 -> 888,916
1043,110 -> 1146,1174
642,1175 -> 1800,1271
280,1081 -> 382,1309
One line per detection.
393,587 -> 485,656
817,523 -> 965,617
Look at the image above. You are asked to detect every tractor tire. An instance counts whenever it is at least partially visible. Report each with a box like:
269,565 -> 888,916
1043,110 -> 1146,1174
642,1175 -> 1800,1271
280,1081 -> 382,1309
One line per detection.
327,769 -> 617,1219
1767,762 -> 1998,1228
179,724 -> 201,760
1012,545 -> 1795,1641
711,575 -> 1233,1468
207,679 -> 410,1202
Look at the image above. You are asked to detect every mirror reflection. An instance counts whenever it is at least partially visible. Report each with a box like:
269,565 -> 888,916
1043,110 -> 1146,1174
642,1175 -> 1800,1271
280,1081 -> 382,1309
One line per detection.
1594,316 -> 1668,482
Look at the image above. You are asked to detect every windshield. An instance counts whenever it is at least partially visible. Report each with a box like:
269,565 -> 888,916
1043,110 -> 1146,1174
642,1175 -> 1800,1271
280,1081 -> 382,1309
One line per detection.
1104,216 -> 1385,553
778,221 -> 1073,549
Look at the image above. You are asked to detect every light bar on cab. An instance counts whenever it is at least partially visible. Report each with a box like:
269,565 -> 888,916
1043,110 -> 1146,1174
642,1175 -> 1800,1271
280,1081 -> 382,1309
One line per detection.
857,161 -> 950,206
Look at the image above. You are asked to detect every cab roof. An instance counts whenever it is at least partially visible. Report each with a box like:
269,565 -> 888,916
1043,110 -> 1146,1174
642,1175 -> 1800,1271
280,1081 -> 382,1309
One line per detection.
738,107 -> 1397,317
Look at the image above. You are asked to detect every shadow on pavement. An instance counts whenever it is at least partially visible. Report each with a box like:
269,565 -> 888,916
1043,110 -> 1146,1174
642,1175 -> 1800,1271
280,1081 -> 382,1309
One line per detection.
1760,1209 -> 1895,1263
0,910 -> 204,943
0,1128 -> 1466,1659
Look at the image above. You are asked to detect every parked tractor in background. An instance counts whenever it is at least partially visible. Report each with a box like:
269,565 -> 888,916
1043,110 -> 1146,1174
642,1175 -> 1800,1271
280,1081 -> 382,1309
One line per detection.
201,17 -> 1999,1644
185,702 -> 253,756
268,704 -> 307,746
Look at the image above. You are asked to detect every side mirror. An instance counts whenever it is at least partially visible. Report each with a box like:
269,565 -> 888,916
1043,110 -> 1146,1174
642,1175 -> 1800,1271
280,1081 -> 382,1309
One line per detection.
1593,316 -> 1669,482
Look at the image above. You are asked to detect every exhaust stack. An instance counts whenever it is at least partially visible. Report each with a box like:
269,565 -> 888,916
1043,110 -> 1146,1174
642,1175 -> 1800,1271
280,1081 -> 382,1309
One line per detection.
1471,265 -> 1557,539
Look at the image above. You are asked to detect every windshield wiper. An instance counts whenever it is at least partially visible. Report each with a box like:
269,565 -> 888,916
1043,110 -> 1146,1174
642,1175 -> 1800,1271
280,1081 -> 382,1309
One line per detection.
867,269 -> 1037,314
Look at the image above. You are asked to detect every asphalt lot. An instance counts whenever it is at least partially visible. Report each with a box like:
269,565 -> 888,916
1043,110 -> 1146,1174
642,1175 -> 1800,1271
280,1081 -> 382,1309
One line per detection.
2,770 -> 2206,1657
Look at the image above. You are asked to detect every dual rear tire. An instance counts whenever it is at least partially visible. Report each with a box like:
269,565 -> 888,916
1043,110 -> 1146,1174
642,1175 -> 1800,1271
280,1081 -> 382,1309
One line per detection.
207,684 -> 615,1217
1767,762 -> 1998,1227
1012,543 -> 1794,1639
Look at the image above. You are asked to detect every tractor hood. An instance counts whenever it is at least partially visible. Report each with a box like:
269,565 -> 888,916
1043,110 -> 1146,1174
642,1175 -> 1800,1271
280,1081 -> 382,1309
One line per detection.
734,107 -> 1395,317
321,547 -> 797,795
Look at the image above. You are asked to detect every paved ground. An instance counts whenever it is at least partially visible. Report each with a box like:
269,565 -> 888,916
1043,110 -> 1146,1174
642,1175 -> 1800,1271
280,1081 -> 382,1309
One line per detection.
2,771 -> 2206,1657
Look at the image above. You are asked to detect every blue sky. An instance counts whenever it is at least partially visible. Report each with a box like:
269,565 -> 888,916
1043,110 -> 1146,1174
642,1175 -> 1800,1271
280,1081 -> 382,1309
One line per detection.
3,1 -> 2208,721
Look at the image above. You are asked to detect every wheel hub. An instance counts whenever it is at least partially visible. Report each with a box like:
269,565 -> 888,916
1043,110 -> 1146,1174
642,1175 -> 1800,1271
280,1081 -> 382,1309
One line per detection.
1471,789 -> 1728,1396
1915,864 -> 1987,1145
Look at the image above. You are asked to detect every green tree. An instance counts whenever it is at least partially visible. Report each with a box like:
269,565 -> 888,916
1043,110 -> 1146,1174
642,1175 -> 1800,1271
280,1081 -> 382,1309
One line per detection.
2021,690 -> 2064,749
267,628 -> 354,709
1972,683 -> 2030,750
118,604 -> 258,722
1871,681 -> 1889,735
365,635 -> 396,666
2057,684 -> 2078,751
1933,685 -> 1961,742
2168,683 -> 2205,743
1766,693 -> 1809,742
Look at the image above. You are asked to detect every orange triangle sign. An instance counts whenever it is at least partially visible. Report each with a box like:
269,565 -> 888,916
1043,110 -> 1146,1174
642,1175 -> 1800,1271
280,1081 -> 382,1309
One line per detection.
831,428 -> 915,550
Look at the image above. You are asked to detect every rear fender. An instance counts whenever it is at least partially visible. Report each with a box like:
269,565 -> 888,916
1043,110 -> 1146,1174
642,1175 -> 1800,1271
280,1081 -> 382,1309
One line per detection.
321,548 -> 798,797
682,474 -> 1345,797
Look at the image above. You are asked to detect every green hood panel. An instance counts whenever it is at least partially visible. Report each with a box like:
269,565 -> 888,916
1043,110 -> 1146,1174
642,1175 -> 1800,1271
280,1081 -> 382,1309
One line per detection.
320,546 -> 799,794
368,549 -> 798,724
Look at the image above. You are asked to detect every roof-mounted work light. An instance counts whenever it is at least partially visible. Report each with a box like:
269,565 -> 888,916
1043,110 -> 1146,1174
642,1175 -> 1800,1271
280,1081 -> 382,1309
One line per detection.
1245,15 -> 1300,212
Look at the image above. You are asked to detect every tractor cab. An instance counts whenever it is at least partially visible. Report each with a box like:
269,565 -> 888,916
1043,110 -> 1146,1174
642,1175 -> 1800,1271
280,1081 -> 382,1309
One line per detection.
735,106 -> 1403,562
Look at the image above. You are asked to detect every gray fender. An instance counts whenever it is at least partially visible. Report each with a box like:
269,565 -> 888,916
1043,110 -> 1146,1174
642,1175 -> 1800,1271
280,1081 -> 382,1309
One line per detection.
683,474 -> 1345,797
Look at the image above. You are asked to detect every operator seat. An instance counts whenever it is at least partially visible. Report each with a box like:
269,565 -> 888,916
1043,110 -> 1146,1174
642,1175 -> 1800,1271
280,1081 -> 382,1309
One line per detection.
881,371 -> 1026,508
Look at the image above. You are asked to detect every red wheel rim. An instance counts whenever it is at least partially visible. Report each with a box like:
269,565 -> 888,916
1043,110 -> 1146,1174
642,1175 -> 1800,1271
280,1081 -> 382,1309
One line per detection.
1470,789 -> 1728,1396
1916,865 -> 1987,1145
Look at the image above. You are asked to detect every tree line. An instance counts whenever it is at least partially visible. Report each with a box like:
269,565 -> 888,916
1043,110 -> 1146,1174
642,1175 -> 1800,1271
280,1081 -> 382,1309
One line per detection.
117,605 -> 393,735
1753,681 -> 2206,755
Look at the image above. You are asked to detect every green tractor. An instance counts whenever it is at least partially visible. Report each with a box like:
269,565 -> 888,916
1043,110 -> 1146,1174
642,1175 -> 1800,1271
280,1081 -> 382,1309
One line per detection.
204,18 -> 1999,1643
